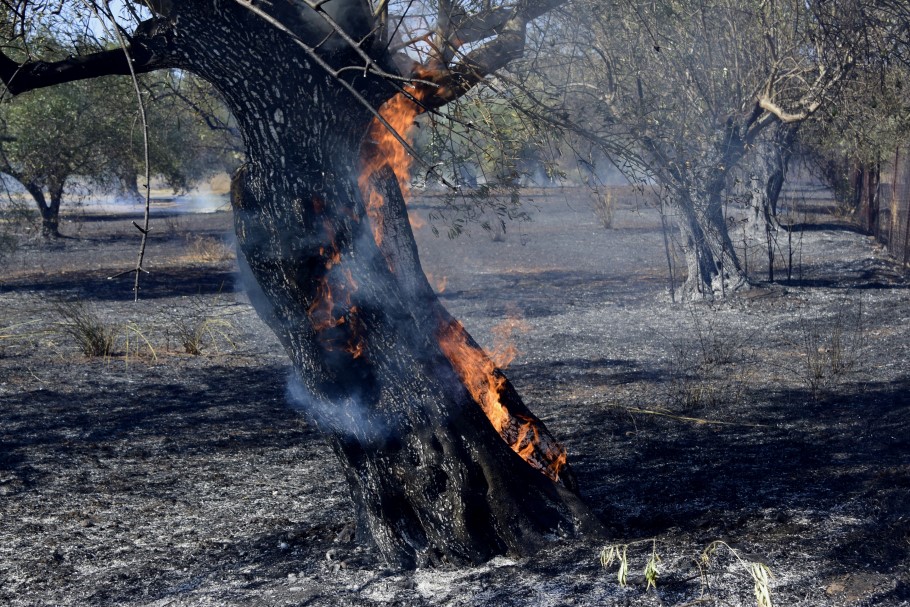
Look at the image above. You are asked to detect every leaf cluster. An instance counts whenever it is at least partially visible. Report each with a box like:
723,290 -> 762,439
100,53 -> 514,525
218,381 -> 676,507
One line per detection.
0,67 -> 237,199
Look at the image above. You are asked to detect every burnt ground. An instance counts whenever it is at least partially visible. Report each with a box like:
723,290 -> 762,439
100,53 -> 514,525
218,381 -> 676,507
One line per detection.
0,190 -> 908,607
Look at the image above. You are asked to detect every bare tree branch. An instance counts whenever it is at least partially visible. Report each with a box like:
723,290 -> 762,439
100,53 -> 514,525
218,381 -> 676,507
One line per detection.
412,0 -> 568,109
0,21 -> 167,95
757,94 -> 819,123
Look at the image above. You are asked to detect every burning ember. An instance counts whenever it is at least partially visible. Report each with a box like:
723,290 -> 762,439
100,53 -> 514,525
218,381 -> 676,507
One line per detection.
306,220 -> 365,359
358,86 -> 569,484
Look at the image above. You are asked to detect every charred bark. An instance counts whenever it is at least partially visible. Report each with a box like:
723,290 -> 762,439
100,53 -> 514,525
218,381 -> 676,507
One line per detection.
105,0 -> 597,567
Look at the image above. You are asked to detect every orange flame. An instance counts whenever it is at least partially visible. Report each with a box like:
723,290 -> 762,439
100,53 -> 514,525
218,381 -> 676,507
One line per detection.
436,319 -> 567,483
358,86 -> 568,484
307,229 -> 364,359
437,320 -> 512,433
358,91 -> 425,244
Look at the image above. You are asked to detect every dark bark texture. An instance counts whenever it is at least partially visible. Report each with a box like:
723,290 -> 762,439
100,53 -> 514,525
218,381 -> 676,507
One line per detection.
1,0 -> 600,567
23,181 -> 63,239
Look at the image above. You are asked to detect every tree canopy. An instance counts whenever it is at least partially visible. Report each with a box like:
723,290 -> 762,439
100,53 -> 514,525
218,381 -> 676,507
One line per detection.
0,63 -> 238,236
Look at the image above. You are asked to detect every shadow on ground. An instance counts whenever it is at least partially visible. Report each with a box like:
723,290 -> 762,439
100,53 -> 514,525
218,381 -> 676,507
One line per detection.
566,376 -> 910,576
0,266 -> 239,300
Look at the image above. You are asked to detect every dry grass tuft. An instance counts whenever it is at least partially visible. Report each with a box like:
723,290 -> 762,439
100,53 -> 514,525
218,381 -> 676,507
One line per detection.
182,235 -> 235,264
54,301 -> 117,357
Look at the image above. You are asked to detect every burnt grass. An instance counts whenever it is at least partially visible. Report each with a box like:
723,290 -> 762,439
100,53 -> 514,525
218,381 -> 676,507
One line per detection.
1,191 -> 909,607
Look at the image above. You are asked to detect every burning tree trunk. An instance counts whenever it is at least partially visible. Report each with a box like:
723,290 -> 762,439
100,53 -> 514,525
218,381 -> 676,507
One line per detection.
227,71 -> 595,569
1,0 -> 601,567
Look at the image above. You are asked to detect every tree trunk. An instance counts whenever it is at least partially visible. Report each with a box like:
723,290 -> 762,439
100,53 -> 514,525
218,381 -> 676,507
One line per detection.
647,121 -> 752,300
163,1 -> 600,567
673,184 -> 746,300
746,125 -> 796,282
862,162 -> 880,235
23,181 -> 62,239
889,146 -> 901,247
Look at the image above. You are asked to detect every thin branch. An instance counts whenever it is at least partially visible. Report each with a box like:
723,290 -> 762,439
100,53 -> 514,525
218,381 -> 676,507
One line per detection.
84,0 -> 154,300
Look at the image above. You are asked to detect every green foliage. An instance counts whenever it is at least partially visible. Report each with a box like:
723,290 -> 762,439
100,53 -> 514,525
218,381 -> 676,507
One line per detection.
416,87 -> 554,238
799,59 -> 910,210
600,543 -> 630,587
1,70 -> 234,195
0,31 -> 239,233
419,90 -> 554,187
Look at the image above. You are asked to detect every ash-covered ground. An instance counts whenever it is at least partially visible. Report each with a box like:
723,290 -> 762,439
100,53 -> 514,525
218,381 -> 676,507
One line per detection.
1,190 -> 908,606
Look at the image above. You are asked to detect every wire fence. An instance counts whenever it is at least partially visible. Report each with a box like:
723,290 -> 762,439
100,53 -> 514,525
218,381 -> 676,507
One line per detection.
878,146 -> 910,267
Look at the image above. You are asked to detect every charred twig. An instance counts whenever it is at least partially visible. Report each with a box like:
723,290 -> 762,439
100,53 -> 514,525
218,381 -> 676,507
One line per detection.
603,403 -> 769,428
81,0 -> 153,300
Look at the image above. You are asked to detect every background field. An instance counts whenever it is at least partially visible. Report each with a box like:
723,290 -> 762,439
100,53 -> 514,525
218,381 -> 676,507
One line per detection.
1,188 -> 908,606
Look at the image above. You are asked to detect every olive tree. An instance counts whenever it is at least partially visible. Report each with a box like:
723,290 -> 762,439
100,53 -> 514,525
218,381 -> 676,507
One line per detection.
532,0 -> 879,298
0,0 -> 600,567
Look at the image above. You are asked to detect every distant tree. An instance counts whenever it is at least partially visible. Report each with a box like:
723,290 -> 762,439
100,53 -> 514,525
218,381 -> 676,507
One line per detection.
799,30 -> 910,233
525,0 -> 891,298
0,62 -> 237,237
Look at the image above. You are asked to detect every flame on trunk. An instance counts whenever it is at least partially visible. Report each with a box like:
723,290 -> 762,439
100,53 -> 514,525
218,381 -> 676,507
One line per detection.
358,86 -> 568,483
438,319 -> 511,432
437,319 -> 567,483
307,220 -> 365,359
358,90 -> 424,245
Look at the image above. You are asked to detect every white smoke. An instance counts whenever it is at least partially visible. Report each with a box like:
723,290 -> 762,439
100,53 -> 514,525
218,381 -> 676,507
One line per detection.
285,372 -> 387,444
